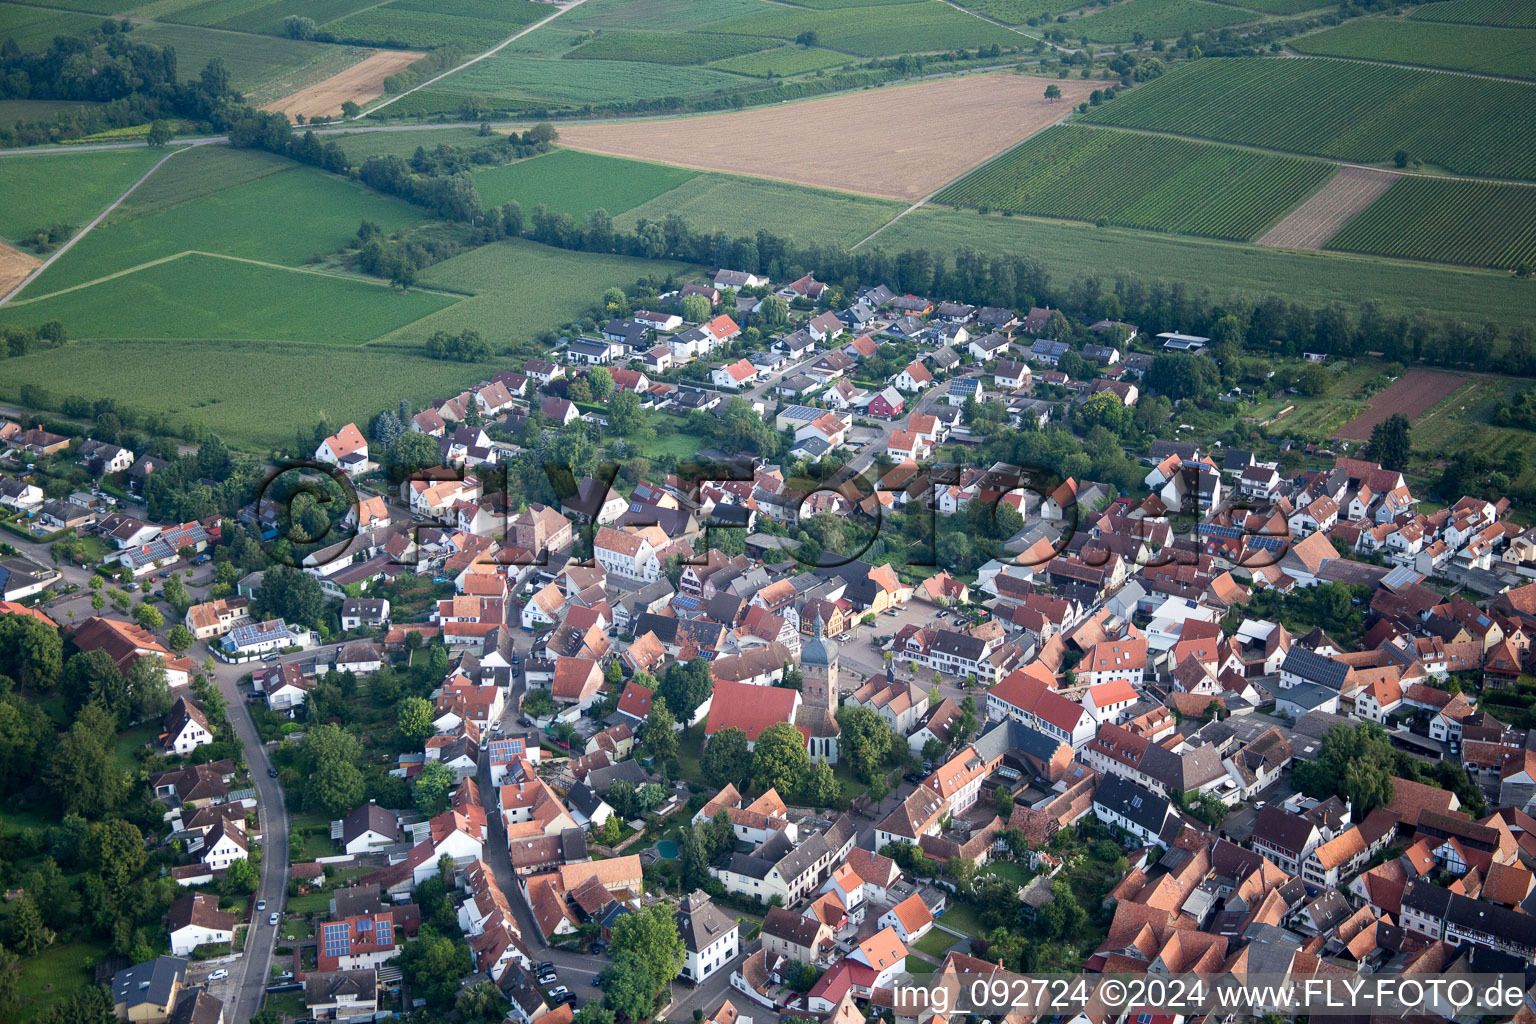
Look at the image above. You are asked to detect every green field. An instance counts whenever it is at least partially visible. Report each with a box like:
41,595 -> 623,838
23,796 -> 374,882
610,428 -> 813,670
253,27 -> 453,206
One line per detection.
324,0 -> 549,49
418,56 -> 748,110
704,0 -> 1026,54
25,153 -> 427,294
0,2 -> 100,52
1068,0 -> 1252,42
1409,0 -> 1536,28
1080,56 -> 1536,181
474,148 -> 699,218
26,0 -> 143,10
869,204 -> 1536,327
934,124 -> 1334,241
128,21 -> 361,94
708,44 -> 855,76
6,253 -> 454,341
1292,17 -> 1536,79
564,30 -> 775,65
617,171 -> 904,247
395,236 -> 695,343
559,0 -> 826,33
319,126 -> 513,161
0,146 -> 166,241
142,0 -> 378,34
1324,176 -> 1536,270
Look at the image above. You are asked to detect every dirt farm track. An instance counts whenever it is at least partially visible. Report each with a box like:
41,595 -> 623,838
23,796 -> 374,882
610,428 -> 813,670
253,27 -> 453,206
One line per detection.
1335,369 -> 1466,440
264,49 -> 425,121
554,72 -> 1097,200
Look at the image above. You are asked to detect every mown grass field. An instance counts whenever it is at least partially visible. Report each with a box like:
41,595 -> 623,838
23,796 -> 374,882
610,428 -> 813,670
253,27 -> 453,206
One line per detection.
708,44 -> 855,76
0,2 -> 100,52
1291,17 -> 1536,79
474,148 -> 698,218
1323,176 -> 1536,270
6,253 -> 454,341
1409,0 -> 1536,28
934,124 -> 1334,241
0,98 -> 92,126
617,171 -> 904,246
26,154 -> 426,294
0,146 -> 165,241
1069,0 -> 1252,42
1080,57 -> 1536,181
323,0 -> 548,50
870,205 -> 1536,327
564,30 -> 775,65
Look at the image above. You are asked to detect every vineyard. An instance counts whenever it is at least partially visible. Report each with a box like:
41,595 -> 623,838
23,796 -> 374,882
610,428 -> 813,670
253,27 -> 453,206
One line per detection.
322,0 -> 548,49
1079,57 -> 1536,182
708,45 -> 855,76
1069,0 -> 1251,43
1323,177 -> 1536,270
564,31 -> 776,65
1409,0 -> 1536,28
702,1 -> 1024,55
933,125 -> 1334,241
1291,17 -> 1536,79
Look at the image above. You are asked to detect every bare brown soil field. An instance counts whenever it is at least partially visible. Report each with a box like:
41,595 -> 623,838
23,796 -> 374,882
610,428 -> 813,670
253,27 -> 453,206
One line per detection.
264,49 -> 425,121
0,241 -> 41,298
553,73 -> 1098,200
1257,165 -> 1397,251
1335,368 -> 1466,440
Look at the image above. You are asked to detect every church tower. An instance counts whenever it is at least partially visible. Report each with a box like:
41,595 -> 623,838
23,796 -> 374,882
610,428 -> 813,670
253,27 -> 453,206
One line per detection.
796,611 -> 841,763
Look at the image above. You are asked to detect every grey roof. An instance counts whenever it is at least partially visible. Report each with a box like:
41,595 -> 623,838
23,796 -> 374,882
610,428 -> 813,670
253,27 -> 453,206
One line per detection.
763,905 -> 824,948
1094,775 -> 1179,840
342,803 -> 400,845
304,970 -> 377,1007
1251,806 -> 1317,857
674,890 -> 737,953
112,956 -> 187,1010
1139,742 -> 1227,792
1278,681 -> 1340,713
1281,647 -> 1350,689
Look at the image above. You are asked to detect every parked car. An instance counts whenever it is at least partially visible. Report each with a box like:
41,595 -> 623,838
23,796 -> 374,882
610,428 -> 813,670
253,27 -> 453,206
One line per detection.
547,987 -> 570,1001
269,912 -> 279,926
256,900 -> 266,912
556,992 -> 579,1007
207,969 -> 228,981
268,767 -> 279,778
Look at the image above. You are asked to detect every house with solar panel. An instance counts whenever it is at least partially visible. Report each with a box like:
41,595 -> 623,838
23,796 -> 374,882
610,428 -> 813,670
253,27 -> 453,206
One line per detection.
318,912 -> 399,973
220,618 -> 309,659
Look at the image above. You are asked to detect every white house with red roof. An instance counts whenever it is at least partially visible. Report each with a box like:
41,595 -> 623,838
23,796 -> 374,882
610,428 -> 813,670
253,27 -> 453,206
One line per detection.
704,680 -> 801,748
712,359 -> 759,390
1082,678 -> 1140,725
894,362 -> 933,392
877,893 -> 934,945
315,423 -> 371,476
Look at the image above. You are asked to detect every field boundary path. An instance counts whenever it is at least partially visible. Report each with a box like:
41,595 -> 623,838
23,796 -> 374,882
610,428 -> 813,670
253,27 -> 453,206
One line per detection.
356,0 -> 589,120
7,249 -> 464,307
0,141 -> 216,307
1257,165 -> 1399,250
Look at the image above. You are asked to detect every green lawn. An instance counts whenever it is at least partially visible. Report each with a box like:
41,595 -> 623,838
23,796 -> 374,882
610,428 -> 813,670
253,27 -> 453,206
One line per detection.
913,926 -> 960,957
287,889 -> 335,914
978,859 -> 1029,886
0,147 -> 167,243
934,901 -> 983,936
263,990 -> 307,1019
13,941 -> 107,1022
904,954 -> 936,974
475,148 -> 698,219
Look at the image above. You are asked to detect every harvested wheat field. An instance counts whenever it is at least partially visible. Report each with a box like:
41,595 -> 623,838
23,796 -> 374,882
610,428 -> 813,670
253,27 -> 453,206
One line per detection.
264,49 -> 425,121
1335,369 -> 1465,440
1257,165 -> 1397,251
553,73 -> 1096,200
0,241 -> 40,299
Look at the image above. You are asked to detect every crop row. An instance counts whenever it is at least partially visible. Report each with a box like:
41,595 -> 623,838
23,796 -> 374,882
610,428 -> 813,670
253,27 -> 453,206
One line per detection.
1324,176 -> 1536,270
1080,56 -> 1536,182
705,0 -> 1023,55
1409,0 -> 1536,28
1291,17 -> 1536,80
934,124 -> 1334,241
1069,0 -> 1250,43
